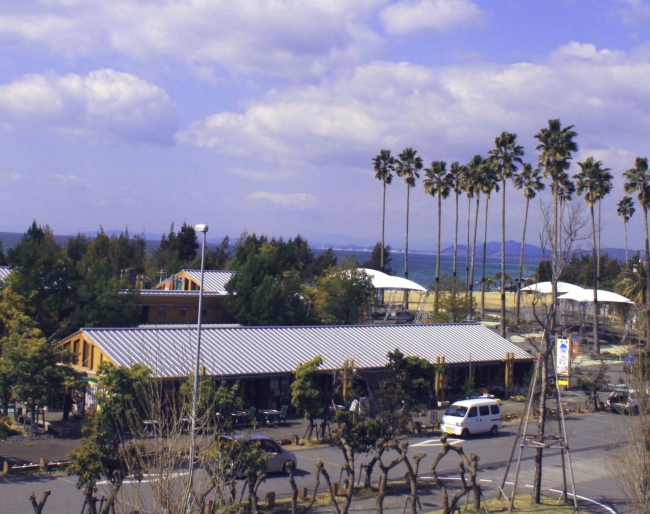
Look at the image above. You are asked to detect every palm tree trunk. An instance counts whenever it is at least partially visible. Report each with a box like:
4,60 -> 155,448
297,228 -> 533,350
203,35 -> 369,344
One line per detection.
470,196 -> 480,314
381,181 -> 386,273
452,192 -> 459,309
466,195 -> 471,290
434,192 -> 442,314
597,200 -> 602,287
500,178 -> 506,338
515,198 -> 530,324
481,198 -> 490,317
643,205 -> 650,348
591,205 -> 600,354
623,221 -> 630,269
404,185 -> 410,310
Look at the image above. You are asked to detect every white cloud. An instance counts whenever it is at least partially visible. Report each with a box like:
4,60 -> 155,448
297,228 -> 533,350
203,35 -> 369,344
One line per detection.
0,1 -> 385,77
616,0 -> 650,23
247,191 -> 316,208
178,42 -> 650,168
0,69 -> 177,145
228,167 -> 297,182
380,0 -> 485,35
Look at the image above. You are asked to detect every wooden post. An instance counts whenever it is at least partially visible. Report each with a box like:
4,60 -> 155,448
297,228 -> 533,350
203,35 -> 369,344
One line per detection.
332,482 -> 339,496
299,487 -> 308,501
266,492 -> 275,507
3,460 -> 11,474
204,500 -> 214,514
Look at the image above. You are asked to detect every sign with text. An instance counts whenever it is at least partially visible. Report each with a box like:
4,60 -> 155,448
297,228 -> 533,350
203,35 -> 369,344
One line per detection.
557,338 -> 570,375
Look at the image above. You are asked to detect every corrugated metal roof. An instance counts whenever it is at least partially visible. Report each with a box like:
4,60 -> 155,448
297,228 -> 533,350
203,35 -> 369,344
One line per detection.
82,323 -> 533,379
0,266 -> 11,281
136,290 -> 224,297
181,270 -> 234,294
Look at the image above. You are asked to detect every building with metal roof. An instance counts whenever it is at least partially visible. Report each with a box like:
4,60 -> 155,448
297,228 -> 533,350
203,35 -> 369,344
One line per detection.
0,266 -> 11,282
60,323 -> 533,407
154,269 -> 235,295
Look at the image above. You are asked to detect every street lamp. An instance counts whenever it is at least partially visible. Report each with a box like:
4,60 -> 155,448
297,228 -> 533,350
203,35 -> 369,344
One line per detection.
186,223 -> 208,510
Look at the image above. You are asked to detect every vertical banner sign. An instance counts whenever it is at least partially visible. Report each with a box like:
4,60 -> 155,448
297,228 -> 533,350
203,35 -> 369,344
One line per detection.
556,338 -> 570,375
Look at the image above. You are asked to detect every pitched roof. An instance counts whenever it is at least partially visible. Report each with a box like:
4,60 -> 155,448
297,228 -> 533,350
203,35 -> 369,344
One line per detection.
155,270 -> 234,294
79,323 -> 532,379
0,266 -> 11,281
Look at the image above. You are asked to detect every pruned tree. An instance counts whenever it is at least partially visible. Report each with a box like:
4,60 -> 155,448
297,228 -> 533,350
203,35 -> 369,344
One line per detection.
291,356 -> 325,441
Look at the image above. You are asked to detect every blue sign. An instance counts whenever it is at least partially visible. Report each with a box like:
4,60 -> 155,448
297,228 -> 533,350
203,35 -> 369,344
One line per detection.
625,354 -> 635,364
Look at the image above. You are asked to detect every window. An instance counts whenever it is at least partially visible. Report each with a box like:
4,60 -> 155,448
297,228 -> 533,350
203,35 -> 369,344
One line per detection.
467,407 -> 477,418
180,309 -> 187,318
201,309 -> 207,317
479,405 -> 490,416
158,308 -> 166,319
490,405 -> 500,415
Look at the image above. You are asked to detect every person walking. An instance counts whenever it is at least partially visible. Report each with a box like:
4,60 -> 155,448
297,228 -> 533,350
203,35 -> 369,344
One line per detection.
62,391 -> 73,421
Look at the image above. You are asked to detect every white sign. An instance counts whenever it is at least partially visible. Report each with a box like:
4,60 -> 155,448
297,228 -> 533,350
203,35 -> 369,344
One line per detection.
557,338 -> 570,375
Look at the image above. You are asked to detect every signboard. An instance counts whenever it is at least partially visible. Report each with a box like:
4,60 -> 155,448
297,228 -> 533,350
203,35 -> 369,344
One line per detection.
557,379 -> 569,386
625,354 -> 635,365
557,338 -> 570,375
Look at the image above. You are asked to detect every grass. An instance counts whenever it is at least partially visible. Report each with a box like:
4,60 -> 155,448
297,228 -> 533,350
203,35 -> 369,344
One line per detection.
428,494 -> 588,513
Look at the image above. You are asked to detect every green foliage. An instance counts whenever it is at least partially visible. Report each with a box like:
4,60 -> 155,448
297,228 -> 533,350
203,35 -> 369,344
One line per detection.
0,415 -> 16,438
310,266 -> 374,325
179,373 -> 242,431
535,259 -> 553,283
433,274 -> 476,322
291,356 -> 324,422
154,222 -> 199,275
361,242 -> 392,274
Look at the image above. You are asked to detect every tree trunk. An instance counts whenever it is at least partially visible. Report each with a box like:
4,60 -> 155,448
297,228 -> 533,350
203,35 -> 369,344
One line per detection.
381,181 -> 386,273
643,205 -> 650,349
480,198 -> 489,317
469,196 -> 480,313
515,198 -> 530,325
591,205 -> 600,354
533,333 -> 549,503
404,185 -> 410,310
624,220 -> 629,270
434,192 -> 442,313
500,178 -> 507,337
465,195 -> 471,300
597,200 -> 602,288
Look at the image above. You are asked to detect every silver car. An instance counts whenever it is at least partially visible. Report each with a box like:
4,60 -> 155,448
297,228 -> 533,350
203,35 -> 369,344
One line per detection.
227,434 -> 298,475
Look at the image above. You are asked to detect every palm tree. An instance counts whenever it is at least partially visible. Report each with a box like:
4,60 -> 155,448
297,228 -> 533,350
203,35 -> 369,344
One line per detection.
373,150 -> 395,273
447,162 -> 466,314
479,164 -> 499,317
395,148 -> 423,313
466,155 -> 486,308
617,196 -> 636,268
423,160 -> 451,314
575,157 -> 613,355
532,118 -> 577,505
489,132 -> 525,337
624,157 -> 650,349
462,164 -> 475,295
513,164 -> 545,324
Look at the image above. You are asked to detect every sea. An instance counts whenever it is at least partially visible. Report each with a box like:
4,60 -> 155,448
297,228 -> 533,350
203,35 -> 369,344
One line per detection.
325,249 -> 542,290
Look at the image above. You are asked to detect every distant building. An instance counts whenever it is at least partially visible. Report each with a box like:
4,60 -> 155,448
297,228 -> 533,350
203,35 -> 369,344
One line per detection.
136,269 -> 235,325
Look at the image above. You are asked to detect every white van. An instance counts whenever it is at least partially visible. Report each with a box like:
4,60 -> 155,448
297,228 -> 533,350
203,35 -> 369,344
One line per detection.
440,398 -> 501,438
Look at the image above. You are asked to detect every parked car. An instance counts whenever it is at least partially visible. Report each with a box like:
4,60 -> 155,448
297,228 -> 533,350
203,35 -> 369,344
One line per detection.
219,434 -> 298,476
607,389 -> 639,415
439,398 -> 501,438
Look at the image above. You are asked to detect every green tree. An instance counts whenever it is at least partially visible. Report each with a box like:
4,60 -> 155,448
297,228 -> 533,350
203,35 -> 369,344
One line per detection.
373,149 -> 395,273
434,274 -> 475,323
489,132 -> 525,337
617,196 -> 635,269
513,163 -> 545,324
311,266 -> 374,325
624,157 -> 650,349
576,156 -> 613,354
395,148 -> 423,282
466,155 -> 487,306
361,242 -> 392,274
423,160 -> 451,314
291,356 -> 324,441
478,162 -> 499,317
447,162 -> 466,299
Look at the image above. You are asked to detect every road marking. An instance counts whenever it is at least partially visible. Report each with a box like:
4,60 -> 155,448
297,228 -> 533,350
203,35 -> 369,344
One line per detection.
412,438 -> 462,447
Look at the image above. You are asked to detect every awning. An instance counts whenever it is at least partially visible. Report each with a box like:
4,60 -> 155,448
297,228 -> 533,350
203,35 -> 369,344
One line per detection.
358,268 -> 427,292
520,281 -> 585,294
558,289 -> 633,304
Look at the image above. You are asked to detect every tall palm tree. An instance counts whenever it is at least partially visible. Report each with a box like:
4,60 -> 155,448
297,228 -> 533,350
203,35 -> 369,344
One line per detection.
624,156 -> 650,349
395,148 -> 423,290
489,132 -> 524,337
513,164 -> 545,324
466,155 -> 486,308
423,160 -> 451,314
373,149 -> 395,273
479,164 -> 499,317
575,157 -> 613,355
617,196 -> 636,268
462,164 -> 475,295
447,162 -> 466,315
532,118 -> 577,505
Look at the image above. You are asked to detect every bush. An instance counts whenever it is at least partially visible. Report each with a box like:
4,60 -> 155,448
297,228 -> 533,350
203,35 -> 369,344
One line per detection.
0,416 -> 17,439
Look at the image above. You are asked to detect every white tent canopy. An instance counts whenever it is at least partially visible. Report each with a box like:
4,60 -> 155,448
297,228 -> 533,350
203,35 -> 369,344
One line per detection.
520,281 -> 586,294
358,268 -> 427,292
558,289 -> 633,304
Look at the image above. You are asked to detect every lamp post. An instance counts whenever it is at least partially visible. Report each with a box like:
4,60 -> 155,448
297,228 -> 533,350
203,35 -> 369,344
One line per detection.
186,223 -> 208,510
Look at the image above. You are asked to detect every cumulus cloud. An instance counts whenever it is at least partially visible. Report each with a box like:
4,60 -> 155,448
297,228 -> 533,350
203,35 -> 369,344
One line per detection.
0,69 -> 177,145
228,167 -> 297,182
380,0 -> 485,35
247,191 -> 316,208
178,42 -> 650,167
0,1 -> 384,77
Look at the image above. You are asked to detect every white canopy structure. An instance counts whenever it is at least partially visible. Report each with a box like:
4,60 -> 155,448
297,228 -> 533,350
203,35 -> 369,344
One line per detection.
358,268 -> 427,292
558,289 -> 633,304
520,281 -> 586,294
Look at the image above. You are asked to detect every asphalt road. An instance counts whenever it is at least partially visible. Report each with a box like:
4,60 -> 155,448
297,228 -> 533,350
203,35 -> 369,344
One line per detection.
0,412 -> 629,514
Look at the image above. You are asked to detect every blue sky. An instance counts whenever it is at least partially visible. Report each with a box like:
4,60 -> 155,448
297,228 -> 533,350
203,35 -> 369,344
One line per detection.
0,0 -> 649,251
